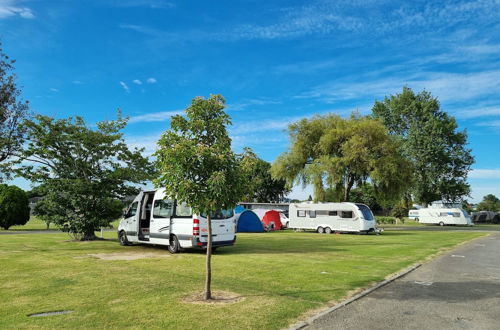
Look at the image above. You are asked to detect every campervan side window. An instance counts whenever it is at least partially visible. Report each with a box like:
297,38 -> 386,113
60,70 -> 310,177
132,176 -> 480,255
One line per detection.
329,211 -> 338,216
316,210 -> 328,217
297,210 -> 306,217
175,202 -> 192,217
309,210 -> 316,218
340,211 -> 353,218
440,212 -> 450,217
153,200 -> 173,218
201,209 -> 234,219
126,202 -> 138,218
453,212 -> 461,217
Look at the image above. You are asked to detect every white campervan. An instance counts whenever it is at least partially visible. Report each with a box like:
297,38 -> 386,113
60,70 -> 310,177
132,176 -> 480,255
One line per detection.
288,202 -> 377,233
418,208 -> 472,226
117,189 -> 237,253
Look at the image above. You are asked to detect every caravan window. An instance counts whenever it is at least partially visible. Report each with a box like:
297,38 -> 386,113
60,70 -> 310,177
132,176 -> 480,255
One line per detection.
153,200 -> 173,218
329,211 -> 338,216
308,210 -> 316,218
297,210 -> 306,217
316,210 -> 328,217
175,202 -> 192,217
440,212 -> 451,217
126,202 -> 138,218
340,211 -> 353,218
356,204 -> 374,220
453,212 -> 461,217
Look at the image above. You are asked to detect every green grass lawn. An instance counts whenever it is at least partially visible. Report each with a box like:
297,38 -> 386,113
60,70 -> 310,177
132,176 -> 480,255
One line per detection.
1,217 -> 121,231
0,230 -> 486,329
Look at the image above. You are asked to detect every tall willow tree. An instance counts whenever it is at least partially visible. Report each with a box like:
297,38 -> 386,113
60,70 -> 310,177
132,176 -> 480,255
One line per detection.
372,87 -> 474,205
271,113 -> 411,203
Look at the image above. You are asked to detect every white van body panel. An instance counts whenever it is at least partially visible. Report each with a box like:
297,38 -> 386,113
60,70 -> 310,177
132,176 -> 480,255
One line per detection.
288,202 -> 376,233
418,207 -> 473,226
118,189 -> 237,249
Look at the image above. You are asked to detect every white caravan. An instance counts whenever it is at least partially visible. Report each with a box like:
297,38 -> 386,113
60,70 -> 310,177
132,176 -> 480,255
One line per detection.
117,189 -> 237,253
417,207 -> 473,226
288,202 -> 377,233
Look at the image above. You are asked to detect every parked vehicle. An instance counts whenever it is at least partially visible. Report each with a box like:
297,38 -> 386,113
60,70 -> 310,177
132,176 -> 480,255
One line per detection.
408,209 -> 420,220
117,189 -> 237,253
288,202 -> 377,233
417,207 -> 473,226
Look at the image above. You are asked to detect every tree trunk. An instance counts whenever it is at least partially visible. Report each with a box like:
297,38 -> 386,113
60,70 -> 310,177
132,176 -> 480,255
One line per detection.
81,228 -> 98,241
343,177 -> 355,202
203,214 -> 212,300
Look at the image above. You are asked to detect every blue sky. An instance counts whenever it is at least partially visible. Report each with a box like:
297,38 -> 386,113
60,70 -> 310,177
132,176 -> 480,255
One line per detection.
1,0 -> 500,202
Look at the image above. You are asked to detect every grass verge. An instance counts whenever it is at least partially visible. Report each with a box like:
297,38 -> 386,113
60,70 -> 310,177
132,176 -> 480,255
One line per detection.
0,230 -> 485,329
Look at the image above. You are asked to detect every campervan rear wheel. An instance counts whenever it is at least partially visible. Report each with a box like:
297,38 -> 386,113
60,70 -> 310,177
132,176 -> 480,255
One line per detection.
317,226 -> 325,234
168,235 -> 180,254
325,227 -> 332,234
439,221 -> 444,226
119,231 -> 130,246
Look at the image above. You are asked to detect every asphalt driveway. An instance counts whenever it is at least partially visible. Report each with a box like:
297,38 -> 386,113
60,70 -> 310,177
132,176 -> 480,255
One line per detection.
304,232 -> 500,330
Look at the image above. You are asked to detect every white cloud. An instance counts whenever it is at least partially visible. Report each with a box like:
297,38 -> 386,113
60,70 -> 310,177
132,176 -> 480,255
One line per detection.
132,79 -> 142,85
49,88 -> 59,92
128,110 -> 182,123
228,98 -> 282,111
72,80 -> 83,84
469,169 -> 500,179
119,81 -> 130,93
0,0 -> 34,19
125,132 -> 162,156
455,106 -> 500,119
109,0 -> 175,9
147,77 -> 157,84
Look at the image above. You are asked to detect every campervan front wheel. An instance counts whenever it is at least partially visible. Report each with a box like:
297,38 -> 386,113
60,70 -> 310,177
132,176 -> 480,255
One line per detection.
119,231 -> 131,246
439,221 -> 445,226
168,235 -> 180,254
317,226 -> 325,234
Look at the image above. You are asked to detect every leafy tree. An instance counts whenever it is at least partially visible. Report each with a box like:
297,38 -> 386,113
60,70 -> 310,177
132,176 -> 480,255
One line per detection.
476,194 -> 500,212
15,113 -> 154,240
0,42 -> 30,180
349,183 -> 382,211
155,95 -> 251,300
391,204 -> 408,224
372,87 -> 474,205
271,113 -> 411,203
240,148 -> 290,202
0,184 -> 30,230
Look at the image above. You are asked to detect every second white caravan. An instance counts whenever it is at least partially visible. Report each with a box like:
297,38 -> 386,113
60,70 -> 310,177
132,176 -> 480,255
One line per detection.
288,202 -> 377,233
117,189 -> 237,253
417,207 -> 473,226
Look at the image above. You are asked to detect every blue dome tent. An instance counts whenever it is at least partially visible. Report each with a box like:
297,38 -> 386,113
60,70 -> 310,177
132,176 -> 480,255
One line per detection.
236,210 -> 265,232
234,205 -> 246,214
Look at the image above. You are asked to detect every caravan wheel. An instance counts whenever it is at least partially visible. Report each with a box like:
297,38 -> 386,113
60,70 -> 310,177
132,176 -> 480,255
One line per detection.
168,235 -> 180,254
439,221 -> 445,227
317,226 -> 325,234
325,227 -> 332,234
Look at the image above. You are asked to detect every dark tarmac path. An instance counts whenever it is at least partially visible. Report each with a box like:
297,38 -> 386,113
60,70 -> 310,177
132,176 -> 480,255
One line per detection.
304,233 -> 500,330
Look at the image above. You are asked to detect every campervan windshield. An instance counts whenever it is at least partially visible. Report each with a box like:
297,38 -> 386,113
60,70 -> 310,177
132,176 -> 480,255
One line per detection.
356,204 -> 374,220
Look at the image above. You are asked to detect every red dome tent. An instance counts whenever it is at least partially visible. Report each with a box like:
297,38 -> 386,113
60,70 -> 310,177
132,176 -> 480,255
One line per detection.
252,209 -> 283,231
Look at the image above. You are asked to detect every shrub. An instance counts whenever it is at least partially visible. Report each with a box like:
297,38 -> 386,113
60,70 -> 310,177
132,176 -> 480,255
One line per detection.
375,216 -> 396,224
0,184 -> 30,230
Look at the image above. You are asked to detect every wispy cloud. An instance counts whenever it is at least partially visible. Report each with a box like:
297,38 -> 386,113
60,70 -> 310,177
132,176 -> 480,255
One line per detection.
297,69 -> 500,105
119,81 -> 130,93
128,110 -> 182,123
455,106 -> 500,119
132,79 -> 142,85
49,88 -> 59,92
72,80 -> 83,84
470,169 -> 500,179
227,98 -> 282,111
106,0 -> 174,9
147,77 -> 157,84
0,0 -> 34,19
125,132 -> 162,156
